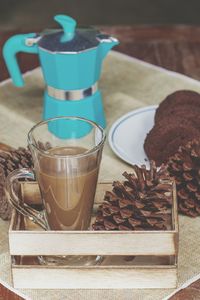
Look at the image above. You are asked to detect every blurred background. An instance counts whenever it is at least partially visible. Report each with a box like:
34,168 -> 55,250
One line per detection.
1,0 -> 200,30
1,0 -> 200,81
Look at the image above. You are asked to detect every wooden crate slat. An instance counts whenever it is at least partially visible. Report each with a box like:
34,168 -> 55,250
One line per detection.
12,267 -> 177,289
9,230 -> 176,256
21,181 -> 112,205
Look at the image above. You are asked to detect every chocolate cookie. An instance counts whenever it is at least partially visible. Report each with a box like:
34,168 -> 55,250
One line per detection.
155,90 -> 200,121
144,119 -> 200,166
144,90 -> 200,165
155,106 -> 200,129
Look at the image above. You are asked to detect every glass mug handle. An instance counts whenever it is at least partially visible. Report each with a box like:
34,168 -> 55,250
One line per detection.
5,168 -> 48,230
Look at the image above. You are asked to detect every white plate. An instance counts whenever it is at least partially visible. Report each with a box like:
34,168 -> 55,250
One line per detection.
108,105 -> 157,166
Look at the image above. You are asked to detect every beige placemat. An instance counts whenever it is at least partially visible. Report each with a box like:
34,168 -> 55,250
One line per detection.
1,51 -> 200,300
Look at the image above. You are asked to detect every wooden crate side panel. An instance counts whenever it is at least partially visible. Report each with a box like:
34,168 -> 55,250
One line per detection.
172,182 -> 179,232
9,232 -> 176,256
12,267 -> 177,289
172,182 -> 179,259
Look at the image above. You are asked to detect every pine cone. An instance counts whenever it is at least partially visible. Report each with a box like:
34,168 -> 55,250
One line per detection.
167,139 -> 200,217
93,162 -> 173,231
0,147 -> 33,220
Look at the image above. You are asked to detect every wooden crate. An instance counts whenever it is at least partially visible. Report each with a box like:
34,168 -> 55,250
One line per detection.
9,181 -> 178,289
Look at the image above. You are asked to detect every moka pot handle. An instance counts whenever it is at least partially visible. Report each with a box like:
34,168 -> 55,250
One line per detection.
3,33 -> 39,87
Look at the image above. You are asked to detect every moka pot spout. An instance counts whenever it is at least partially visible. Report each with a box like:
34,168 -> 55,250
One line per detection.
98,35 -> 119,60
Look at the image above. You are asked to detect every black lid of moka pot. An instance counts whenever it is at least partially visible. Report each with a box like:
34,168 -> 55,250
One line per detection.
38,15 -> 105,53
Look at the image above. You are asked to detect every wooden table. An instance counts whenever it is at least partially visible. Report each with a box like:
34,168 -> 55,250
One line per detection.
1,25 -> 200,299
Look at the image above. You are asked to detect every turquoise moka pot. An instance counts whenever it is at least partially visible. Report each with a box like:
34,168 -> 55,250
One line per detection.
3,15 -> 119,138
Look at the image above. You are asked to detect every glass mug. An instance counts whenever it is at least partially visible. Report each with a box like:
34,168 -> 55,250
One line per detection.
5,116 -> 105,265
